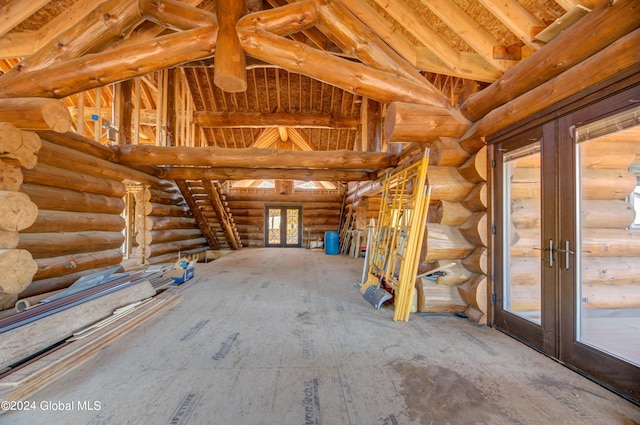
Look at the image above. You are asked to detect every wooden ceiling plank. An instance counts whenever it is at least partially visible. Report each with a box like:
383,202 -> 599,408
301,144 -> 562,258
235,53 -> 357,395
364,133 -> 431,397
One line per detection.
194,111 -> 360,129
288,128 -> 317,151
554,0 -> 579,11
477,0 -> 544,49
339,0 -> 417,67
253,128 -> 280,148
369,0 -> 458,71
0,0 -> 51,38
418,0 -> 514,72
312,0 -> 429,89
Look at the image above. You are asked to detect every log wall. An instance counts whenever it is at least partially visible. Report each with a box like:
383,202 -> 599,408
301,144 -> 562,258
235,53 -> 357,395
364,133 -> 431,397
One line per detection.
135,184 -> 208,264
17,136 -> 127,298
6,129 -> 208,304
414,143 -> 489,323
351,139 -> 488,322
227,189 -> 342,247
0,103 -> 58,310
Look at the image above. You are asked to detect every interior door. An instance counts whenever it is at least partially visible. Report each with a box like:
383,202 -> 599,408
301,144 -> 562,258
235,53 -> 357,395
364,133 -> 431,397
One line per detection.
265,206 -> 302,248
494,124 -> 558,356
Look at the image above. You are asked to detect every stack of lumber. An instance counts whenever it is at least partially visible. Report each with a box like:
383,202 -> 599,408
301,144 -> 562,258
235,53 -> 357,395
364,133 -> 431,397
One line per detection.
0,288 -> 182,413
0,277 -> 156,371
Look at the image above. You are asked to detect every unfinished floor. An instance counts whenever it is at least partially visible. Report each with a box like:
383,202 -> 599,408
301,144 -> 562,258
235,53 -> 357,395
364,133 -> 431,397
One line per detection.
3,248 -> 639,425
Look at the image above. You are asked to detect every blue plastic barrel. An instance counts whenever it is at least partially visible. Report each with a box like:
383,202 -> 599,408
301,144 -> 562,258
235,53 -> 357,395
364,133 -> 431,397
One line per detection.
325,231 -> 339,255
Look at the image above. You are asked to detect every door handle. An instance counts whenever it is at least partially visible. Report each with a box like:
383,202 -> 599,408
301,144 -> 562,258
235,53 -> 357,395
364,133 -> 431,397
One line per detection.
556,240 -> 575,270
543,239 -> 554,268
534,239 -> 555,267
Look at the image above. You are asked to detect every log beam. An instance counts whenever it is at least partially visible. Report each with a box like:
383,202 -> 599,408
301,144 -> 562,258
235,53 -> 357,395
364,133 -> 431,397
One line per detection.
38,140 -> 165,187
33,249 -> 122,281
23,162 -> 126,198
0,99 -> 71,133
459,0 -> 640,122
194,111 -> 360,129
384,102 -> 471,143
0,27 -> 218,99
111,145 -> 397,170
24,210 -> 125,234
161,167 -> 376,181
237,4 -> 452,108
311,0 -> 430,89
141,0 -> 216,30
0,191 -> 38,232
20,183 -> 125,215
0,0 -> 143,76
464,28 -> 640,140
0,162 -> 23,191
18,231 -> 125,259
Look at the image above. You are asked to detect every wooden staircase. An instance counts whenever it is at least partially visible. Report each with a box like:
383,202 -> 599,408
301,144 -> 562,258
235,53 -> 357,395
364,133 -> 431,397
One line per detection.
176,180 -> 242,250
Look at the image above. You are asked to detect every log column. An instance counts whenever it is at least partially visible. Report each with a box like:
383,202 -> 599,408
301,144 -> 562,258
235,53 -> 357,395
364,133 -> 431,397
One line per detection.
214,0 -> 247,92
413,144 -> 489,323
0,122 -> 41,309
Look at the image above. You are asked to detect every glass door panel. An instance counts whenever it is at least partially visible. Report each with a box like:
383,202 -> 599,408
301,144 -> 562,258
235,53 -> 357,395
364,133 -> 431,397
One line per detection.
503,142 -> 542,324
267,208 -> 281,245
575,106 -> 640,368
286,208 -> 299,245
494,125 -> 555,355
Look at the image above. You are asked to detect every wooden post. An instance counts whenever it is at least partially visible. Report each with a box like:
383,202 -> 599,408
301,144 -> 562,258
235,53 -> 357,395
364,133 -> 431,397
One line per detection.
215,0 -> 247,92
115,80 -> 133,145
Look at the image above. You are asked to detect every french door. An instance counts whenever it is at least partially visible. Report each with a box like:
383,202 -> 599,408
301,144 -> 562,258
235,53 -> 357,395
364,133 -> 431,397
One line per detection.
265,206 -> 302,248
494,88 -> 640,403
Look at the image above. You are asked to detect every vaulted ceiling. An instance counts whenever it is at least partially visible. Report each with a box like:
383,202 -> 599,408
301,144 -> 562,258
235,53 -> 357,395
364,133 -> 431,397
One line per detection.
0,0 -> 603,154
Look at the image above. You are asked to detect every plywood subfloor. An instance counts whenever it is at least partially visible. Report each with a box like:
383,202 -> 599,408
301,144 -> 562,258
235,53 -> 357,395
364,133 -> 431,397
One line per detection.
3,248 -> 639,424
